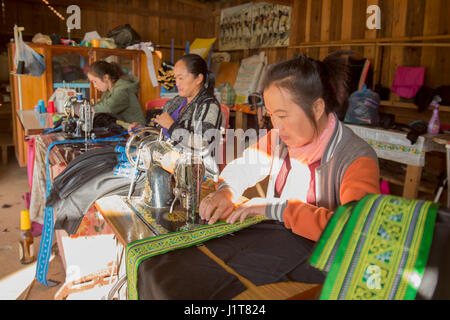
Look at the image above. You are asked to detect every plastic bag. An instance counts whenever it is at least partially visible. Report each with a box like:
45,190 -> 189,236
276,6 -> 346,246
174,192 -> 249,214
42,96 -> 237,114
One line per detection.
14,34 -> 46,77
345,85 -> 380,125
49,87 -> 78,113
217,82 -> 236,106
106,24 -> 141,49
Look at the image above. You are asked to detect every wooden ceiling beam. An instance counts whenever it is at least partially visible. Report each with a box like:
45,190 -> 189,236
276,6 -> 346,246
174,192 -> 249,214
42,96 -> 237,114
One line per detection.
174,0 -> 208,9
18,0 -> 209,21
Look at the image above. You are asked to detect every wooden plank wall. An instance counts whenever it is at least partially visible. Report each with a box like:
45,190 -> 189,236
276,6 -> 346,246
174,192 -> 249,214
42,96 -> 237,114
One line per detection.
1,0 -> 449,123
212,0 -> 450,86
212,0 -> 450,124
0,0 -> 216,63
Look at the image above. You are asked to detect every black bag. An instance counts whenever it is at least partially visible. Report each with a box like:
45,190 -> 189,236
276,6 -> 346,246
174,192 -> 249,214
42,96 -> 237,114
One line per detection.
45,147 -> 119,207
437,86 -> 450,106
415,86 -> 437,112
107,24 -> 141,48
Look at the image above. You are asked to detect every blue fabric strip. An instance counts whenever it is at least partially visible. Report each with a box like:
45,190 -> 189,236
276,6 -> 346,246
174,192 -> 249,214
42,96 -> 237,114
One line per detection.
35,137 -> 125,286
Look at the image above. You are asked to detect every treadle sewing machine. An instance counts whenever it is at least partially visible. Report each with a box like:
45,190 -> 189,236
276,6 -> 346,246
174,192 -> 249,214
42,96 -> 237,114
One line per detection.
60,95 -> 96,151
123,127 -> 215,234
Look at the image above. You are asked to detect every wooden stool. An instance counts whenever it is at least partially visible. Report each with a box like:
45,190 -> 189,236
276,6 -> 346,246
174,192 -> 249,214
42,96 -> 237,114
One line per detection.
0,133 -> 13,165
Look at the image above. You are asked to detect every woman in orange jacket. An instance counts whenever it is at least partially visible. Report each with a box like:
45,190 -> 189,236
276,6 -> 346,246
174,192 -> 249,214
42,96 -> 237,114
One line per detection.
199,52 -> 380,242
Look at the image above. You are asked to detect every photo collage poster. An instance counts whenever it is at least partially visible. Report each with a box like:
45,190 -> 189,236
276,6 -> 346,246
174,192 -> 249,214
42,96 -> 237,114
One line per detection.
219,2 -> 291,51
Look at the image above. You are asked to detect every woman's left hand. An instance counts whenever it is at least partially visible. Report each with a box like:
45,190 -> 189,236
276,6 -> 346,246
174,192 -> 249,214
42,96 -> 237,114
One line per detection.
154,112 -> 175,129
226,198 -> 267,224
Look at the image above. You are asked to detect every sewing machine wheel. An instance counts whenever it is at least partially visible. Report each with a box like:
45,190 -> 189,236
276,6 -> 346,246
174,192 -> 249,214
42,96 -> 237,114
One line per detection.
125,127 -> 161,170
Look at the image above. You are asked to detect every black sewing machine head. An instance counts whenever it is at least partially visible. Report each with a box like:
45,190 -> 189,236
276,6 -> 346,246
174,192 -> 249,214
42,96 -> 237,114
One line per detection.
61,95 -> 95,141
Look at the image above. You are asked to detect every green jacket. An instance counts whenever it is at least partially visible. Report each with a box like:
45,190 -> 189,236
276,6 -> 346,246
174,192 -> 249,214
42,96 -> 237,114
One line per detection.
93,74 -> 146,125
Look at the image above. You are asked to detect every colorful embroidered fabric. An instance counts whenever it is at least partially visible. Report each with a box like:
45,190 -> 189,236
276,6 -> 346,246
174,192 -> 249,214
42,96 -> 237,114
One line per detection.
310,194 -> 438,300
125,215 -> 268,300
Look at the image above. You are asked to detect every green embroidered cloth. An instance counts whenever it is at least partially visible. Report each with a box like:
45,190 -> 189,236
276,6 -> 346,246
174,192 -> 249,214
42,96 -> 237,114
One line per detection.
310,194 -> 438,300
125,215 -> 268,300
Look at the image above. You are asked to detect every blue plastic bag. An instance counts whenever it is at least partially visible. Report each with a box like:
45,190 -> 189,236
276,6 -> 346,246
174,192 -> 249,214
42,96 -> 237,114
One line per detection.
345,85 -> 380,125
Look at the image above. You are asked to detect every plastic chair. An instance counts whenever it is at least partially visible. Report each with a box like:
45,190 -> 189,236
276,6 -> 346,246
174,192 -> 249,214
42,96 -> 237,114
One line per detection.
145,98 -> 170,110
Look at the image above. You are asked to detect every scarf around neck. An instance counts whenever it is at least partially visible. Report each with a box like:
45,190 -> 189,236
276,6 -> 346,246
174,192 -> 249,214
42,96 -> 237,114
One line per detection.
287,112 -> 337,165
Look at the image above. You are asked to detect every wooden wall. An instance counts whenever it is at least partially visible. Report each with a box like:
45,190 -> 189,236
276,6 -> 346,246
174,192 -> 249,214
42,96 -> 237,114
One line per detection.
1,0 -> 449,123
0,0 -> 216,63
4,0 -> 448,92
212,0 -> 450,87
212,0 -> 450,124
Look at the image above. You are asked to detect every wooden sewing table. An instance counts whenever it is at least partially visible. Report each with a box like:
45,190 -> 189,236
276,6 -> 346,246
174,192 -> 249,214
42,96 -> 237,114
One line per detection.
16,110 -> 56,136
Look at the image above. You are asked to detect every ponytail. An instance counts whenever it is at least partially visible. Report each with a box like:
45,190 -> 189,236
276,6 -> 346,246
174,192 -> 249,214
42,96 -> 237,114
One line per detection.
204,71 -> 215,95
320,50 -> 352,115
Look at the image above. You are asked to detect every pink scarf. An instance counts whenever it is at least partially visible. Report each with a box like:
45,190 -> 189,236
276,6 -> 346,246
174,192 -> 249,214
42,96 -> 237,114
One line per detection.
287,113 -> 336,165
274,113 -> 337,197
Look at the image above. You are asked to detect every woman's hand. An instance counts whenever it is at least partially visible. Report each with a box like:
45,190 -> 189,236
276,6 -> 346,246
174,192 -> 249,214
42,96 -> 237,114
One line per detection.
154,112 -> 175,129
225,198 -> 267,224
199,188 -> 236,225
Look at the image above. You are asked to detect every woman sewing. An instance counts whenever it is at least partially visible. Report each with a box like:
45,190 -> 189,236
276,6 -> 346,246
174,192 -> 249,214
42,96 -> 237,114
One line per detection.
129,54 -> 222,139
87,60 -> 146,125
199,52 -> 381,242
128,54 -> 222,177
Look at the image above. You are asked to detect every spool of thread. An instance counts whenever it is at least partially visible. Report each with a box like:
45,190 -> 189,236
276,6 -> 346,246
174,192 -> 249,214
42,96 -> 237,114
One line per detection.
38,100 -> 46,113
20,210 -> 31,231
47,100 -> 55,114
91,39 -> 100,48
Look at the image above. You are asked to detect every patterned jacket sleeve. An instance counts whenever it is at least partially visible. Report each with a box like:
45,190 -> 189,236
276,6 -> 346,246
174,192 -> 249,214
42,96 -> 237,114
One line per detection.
169,99 -> 222,153
168,98 -> 222,136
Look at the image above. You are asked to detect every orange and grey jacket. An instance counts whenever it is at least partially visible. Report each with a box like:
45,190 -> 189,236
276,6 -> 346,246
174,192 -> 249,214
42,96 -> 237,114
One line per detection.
218,118 -> 380,241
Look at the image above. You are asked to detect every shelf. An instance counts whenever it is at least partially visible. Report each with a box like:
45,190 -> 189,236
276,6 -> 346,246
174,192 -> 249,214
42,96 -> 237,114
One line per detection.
379,100 -> 450,112
53,82 -> 90,89
380,168 -> 437,195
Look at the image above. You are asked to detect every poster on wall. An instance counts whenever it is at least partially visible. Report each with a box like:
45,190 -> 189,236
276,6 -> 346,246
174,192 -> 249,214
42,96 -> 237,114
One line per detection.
219,3 -> 253,51
219,2 -> 291,51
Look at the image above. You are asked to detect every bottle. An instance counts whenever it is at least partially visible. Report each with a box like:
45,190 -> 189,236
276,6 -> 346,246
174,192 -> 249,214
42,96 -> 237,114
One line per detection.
427,95 -> 442,134
38,99 -> 46,113
18,210 -> 35,264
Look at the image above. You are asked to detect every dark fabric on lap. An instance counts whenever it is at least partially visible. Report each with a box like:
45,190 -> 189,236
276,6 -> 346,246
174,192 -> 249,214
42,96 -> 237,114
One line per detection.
137,245 -> 247,300
205,221 -> 325,286
417,208 -> 450,300
136,221 -> 325,300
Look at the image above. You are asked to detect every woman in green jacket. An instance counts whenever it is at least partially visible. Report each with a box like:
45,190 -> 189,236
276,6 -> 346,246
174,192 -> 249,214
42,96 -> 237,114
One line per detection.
87,60 -> 146,126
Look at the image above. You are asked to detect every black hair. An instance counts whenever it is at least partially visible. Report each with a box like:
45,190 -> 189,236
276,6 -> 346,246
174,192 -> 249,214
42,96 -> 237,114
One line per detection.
262,51 -> 352,130
87,60 -> 124,83
178,54 -> 215,95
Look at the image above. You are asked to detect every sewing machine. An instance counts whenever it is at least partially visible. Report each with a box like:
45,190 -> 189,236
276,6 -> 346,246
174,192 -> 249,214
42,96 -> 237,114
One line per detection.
61,95 -> 95,148
123,127 -> 209,233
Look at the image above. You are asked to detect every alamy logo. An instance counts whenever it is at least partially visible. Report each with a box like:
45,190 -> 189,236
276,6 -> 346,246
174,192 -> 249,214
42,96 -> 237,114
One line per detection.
366,265 -> 382,290
66,5 -> 81,30
367,5 -> 381,30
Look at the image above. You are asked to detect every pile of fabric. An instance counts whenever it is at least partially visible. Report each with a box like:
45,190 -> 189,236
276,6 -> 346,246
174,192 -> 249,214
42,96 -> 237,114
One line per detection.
157,62 -> 176,91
